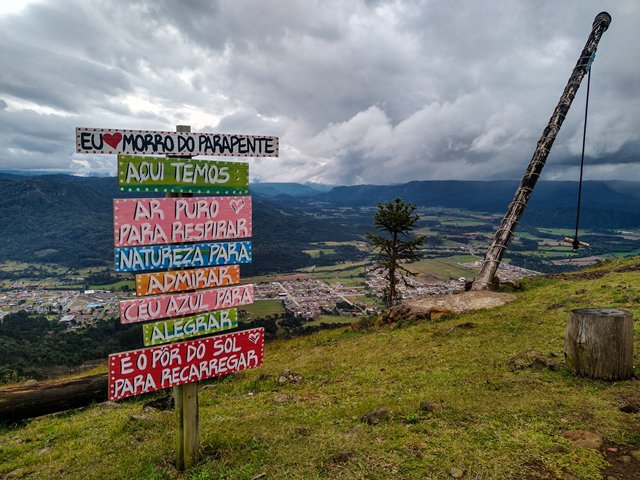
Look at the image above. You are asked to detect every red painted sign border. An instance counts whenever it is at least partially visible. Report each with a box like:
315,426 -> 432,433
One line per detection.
109,328 -> 265,401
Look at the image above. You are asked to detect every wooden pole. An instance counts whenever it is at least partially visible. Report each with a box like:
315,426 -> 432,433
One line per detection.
174,382 -> 185,470
0,373 -> 107,424
564,308 -> 634,380
471,12 -> 611,290
169,125 -> 200,471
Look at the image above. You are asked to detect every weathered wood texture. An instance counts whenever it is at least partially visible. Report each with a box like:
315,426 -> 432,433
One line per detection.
175,382 -> 200,470
172,124 -> 196,472
564,308 -> 634,380
472,12 -> 611,290
0,374 -> 108,424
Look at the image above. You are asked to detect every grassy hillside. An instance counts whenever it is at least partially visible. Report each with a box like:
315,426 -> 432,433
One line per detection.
1,258 -> 639,479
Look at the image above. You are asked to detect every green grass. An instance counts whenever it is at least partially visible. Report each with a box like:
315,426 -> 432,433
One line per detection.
441,220 -> 487,227
2,258 -> 640,479
346,295 -> 377,306
607,251 -> 639,259
306,315 -> 355,327
311,264 -> 367,287
303,248 -> 337,258
0,261 -> 67,274
242,300 -> 285,318
88,280 -> 135,291
314,241 -> 368,249
533,251 -> 575,259
538,228 -> 585,237
406,256 -> 476,280
307,261 -> 370,272
512,231 -> 542,240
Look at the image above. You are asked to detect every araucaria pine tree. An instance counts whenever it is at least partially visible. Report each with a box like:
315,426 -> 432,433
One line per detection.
367,197 -> 425,308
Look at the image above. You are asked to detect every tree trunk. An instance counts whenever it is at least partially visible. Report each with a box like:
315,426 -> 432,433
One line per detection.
0,373 -> 108,424
564,308 -> 634,380
471,12 -> 611,290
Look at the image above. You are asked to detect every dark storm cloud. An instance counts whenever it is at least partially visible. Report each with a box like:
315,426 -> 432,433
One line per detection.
0,0 -> 637,182
0,38 -> 130,112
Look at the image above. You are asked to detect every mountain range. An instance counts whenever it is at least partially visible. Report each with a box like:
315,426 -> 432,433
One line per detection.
0,174 -> 638,271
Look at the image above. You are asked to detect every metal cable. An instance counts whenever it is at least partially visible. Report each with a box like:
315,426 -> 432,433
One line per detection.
572,66 -> 591,250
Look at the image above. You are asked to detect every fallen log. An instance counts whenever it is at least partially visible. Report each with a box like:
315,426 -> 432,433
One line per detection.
0,373 -> 108,424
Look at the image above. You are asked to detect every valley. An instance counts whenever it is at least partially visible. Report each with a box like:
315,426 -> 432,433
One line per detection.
1,176 -> 639,383
1,205 -> 637,348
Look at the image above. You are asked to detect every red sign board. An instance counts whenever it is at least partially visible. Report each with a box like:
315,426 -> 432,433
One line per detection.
108,328 -> 265,401
114,196 -> 252,247
120,284 -> 254,324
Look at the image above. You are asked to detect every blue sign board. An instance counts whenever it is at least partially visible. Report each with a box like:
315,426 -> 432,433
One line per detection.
115,241 -> 252,273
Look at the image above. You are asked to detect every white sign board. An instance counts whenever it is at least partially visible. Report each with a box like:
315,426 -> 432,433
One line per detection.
76,127 -> 279,157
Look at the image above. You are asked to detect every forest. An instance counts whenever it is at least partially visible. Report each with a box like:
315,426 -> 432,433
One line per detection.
0,310 -> 142,383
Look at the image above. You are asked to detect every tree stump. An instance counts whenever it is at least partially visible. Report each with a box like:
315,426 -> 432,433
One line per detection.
564,309 -> 634,380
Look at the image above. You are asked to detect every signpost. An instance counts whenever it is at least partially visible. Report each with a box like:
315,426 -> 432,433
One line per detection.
78,123 -> 273,471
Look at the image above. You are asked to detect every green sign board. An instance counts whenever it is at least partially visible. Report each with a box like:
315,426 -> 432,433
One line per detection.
142,308 -> 238,346
118,155 -> 249,194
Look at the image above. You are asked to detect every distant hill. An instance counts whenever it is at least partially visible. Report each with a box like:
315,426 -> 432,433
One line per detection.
0,175 -> 362,271
314,180 -> 640,229
251,182 -> 333,198
0,175 -> 637,270
0,175 -> 114,267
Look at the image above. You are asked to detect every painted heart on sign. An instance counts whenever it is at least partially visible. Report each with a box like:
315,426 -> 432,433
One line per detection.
248,332 -> 261,344
230,198 -> 245,215
103,132 -> 123,149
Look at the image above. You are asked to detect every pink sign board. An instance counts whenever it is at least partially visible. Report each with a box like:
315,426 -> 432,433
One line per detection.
76,127 -> 278,157
114,196 -> 251,247
120,284 -> 254,324
109,328 -> 265,401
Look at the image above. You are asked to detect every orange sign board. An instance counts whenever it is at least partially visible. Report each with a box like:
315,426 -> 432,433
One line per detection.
135,265 -> 240,296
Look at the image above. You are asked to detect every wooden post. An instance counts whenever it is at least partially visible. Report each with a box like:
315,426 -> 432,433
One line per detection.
0,373 -> 107,424
471,12 -> 611,290
564,308 -> 634,380
169,124 -> 200,471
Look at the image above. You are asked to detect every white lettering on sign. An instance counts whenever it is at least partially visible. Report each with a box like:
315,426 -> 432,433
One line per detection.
108,328 -> 265,400
114,197 -> 251,247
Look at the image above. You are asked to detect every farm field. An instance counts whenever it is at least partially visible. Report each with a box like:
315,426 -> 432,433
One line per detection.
303,248 -> 337,258
88,280 -> 135,291
242,300 -> 285,318
306,314 -> 355,326
405,256 -> 477,281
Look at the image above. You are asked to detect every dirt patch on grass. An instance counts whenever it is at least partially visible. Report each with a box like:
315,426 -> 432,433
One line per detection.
507,350 -> 561,371
434,322 -> 477,336
407,290 -> 516,313
602,440 -> 640,480
518,459 -> 561,480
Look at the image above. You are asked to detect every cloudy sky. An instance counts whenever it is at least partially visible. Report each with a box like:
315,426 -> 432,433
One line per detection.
0,0 -> 638,184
